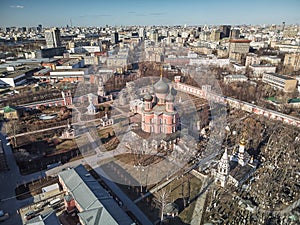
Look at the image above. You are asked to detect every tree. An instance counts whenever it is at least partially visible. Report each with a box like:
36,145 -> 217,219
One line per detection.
4,119 -> 20,146
155,189 -> 171,225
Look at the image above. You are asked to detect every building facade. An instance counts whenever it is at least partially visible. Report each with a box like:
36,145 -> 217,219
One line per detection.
141,76 -> 179,134
245,53 -> 260,67
249,64 -> 277,77
45,28 -> 61,48
229,39 -> 251,62
284,53 -> 300,71
262,73 -> 297,92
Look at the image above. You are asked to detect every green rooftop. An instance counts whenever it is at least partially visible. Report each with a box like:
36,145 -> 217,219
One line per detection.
3,106 -> 16,113
266,97 -> 279,104
288,98 -> 300,103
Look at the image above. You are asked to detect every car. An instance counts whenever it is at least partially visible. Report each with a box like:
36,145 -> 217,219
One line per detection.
24,210 -> 36,220
0,210 -> 9,222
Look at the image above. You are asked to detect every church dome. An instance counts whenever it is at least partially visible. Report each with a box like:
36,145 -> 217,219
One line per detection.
239,137 -> 246,146
166,92 -> 175,102
154,77 -> 169,94
149,85 -> 155,94
144,92 -> 153,101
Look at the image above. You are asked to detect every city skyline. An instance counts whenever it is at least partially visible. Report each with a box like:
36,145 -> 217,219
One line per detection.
0,0 -> 300,27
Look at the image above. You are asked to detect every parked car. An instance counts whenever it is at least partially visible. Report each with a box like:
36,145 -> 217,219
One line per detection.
24,210 -> 36,220
0,210 -> 9,222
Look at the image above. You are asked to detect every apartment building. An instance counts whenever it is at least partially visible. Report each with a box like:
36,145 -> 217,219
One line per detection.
262,73 -> 297,92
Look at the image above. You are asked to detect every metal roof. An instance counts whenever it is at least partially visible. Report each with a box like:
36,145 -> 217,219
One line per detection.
58,165 -> 135,225
26,211 -> 60,225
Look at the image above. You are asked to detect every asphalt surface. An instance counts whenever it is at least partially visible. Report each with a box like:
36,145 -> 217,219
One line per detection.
0,129 -> 46,225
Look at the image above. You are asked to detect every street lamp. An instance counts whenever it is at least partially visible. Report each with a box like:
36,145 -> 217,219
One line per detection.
135,163 -> 144,193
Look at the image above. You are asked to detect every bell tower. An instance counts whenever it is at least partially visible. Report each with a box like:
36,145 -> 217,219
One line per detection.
62,90 -> 72,106
238,137 -> 246,166
216,148 -> 230,187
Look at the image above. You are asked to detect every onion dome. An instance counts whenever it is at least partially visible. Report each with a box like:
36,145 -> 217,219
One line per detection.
144,92 -> 153,101
166,92 -> 175,102
239,137 -> 246,146
149,85 -> 155,94
154,77 -> 169,94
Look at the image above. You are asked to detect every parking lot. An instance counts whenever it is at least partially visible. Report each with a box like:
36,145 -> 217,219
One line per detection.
19,192 -> 65,224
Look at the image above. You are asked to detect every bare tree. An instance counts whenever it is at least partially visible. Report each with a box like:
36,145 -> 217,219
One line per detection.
155,189 -> 171,225
4,119 -> 20,147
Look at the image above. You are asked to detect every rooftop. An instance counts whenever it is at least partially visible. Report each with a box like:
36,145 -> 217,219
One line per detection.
26,211 -> 60,225
288,98 -> 300,103
229,39 -> 251,43
58,165 -> 134,225
265,73 -> 296,80
250,64 -> 275,67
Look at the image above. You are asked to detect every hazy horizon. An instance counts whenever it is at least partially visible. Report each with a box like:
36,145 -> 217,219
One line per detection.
0,0 -> 299,27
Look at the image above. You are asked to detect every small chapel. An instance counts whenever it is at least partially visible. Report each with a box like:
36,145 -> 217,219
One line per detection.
213,137 -> 258,187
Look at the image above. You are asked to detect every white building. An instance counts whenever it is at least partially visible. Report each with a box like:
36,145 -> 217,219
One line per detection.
245,53 -> 260,67
249,64 -> 277,77
70,46 -> 102,54
262,73 -> 297,92
213,138 -> 258,187
259,55 -> 281,65
232,63 -> 246,74
189,58 -> 230,67
100,113 -> 114,127
224,75 -> 248,83
0,73 -> 26,87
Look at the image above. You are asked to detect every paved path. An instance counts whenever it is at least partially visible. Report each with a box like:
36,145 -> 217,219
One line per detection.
7,117 -> 107,139
190,177 -> 213,225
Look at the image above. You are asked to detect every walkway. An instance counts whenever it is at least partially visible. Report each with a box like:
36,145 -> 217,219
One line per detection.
190,177 -> 213,225
7,117 -> 108,139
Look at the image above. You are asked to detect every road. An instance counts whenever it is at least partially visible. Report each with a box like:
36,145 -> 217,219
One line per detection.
0,127 -> 46,225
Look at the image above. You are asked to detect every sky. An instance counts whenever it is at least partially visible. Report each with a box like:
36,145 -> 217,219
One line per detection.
0,0 -> 299,27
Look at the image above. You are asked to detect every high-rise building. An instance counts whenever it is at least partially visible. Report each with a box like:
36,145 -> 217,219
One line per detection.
149,29 -> 159,43
229,39 -> 251,63
139,27 -> 145,39
210,29 -> 221,42
220,25 -> 231,39
45,28 -> 61,48
111,32 -> 119,44
37,24 -> 43,32
230,28 -> 241,39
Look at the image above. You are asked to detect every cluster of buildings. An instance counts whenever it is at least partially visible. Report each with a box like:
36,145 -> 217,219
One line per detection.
0,23 -> 299,94
22,165 -> 136,225
58,165 -> 135,225
213,138 -> 258,187
0,22 -> 300,225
